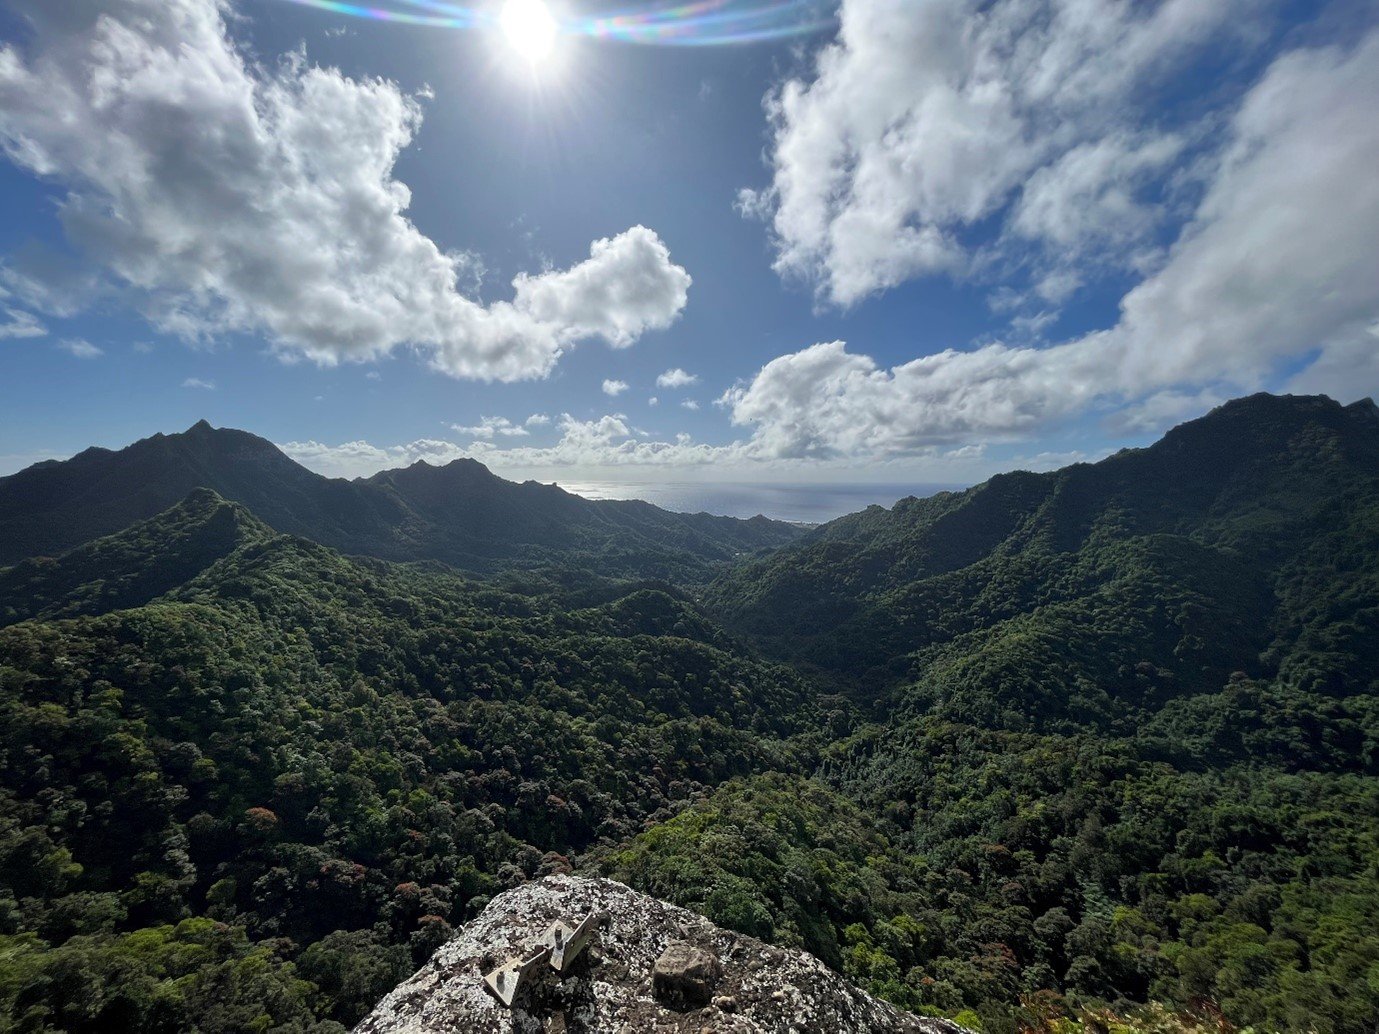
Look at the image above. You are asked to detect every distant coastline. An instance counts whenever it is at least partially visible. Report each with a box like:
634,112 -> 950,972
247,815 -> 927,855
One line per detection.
555,481 -> 966,523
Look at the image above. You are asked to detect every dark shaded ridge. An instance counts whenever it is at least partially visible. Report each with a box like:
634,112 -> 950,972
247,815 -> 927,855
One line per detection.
707,392 -> 1379,722
0,488 -> 272,626
0,421 -> 804,577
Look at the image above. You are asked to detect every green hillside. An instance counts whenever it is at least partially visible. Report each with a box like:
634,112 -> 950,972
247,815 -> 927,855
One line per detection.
621,394 -> 1379,1030
0,489 -> 273,627
708,394 -> 1379,721
0,497 -> 823,1031
1,394 -> 1377,1033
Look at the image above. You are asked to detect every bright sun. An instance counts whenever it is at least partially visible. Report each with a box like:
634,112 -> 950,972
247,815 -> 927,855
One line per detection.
499,0 -> 558,63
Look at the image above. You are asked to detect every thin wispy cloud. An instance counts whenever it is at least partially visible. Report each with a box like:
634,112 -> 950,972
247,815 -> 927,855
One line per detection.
56,338 -> 102,359
0,307 -> 45,339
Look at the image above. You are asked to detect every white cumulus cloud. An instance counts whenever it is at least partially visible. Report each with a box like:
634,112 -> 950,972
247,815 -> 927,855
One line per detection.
513,227 -> 691,349
281,415 -> 730,479
601,379 -> 630,396
724,24 -> 1379,455
280,413 -> 1100,485
742,0 -> 1271,306
656,367 -> 699,389
0,0 -> 689,381
278,438 -> 472,479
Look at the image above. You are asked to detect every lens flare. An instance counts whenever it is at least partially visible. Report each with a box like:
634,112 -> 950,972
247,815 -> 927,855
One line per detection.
274,0 -> 835,46
500,0 -> 557,59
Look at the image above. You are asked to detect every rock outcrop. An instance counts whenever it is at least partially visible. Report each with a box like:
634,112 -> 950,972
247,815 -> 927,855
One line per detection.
652,941 -> 723,1009
354,874 -> 968,1034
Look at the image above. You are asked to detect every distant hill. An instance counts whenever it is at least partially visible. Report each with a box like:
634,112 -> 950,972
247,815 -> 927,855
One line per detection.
0,488 -> 271,626
709,393 -> 1379,726
0,421 -> 802,577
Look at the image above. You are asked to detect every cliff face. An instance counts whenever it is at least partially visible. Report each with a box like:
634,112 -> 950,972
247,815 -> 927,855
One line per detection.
355,875 -> 967,1034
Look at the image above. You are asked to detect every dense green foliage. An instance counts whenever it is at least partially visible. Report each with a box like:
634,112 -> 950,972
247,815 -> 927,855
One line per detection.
0,420 -> 802,578
0,497 -> 822,1030
635,394 -> 1378,1031
2,393 -> 1378,1033
609,725 -> 1379,1033
709,395 -> 1379,703
0,489 -> 271,626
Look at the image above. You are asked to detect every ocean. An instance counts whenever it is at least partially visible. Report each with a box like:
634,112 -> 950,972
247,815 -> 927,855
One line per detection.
554,481 -> 965,524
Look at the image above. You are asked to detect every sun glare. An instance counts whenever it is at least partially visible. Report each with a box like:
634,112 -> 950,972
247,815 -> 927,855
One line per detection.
499,0 -> 558,63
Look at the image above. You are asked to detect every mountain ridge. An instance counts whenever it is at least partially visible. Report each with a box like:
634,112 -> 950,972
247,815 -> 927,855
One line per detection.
0,487 -> 272,626
0,422 -> 803,576
707,392 -> 1379,690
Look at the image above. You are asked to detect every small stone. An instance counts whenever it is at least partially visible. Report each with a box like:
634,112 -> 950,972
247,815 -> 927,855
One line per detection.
653,940 -> 723,1010
713,995 -> 738,1013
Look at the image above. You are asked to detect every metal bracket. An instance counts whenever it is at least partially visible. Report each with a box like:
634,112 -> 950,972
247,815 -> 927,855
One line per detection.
539,912 -> 600,974
482,912 -> 602,1008
482,943 -> 551,1007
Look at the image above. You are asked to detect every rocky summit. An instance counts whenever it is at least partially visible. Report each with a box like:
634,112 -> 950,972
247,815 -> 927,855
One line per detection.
354,875 -> 969,1033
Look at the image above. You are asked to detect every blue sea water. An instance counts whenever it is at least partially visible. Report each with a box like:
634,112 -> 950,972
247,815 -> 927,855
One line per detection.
555,481 -> 966,524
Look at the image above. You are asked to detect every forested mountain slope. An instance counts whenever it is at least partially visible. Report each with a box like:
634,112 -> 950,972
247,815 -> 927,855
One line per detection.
0,492 -> 825,1031
0,489 -> 272,626
607,393 -> 1378,1032
1,394 -> 1378,1034
0,421 -> 802,577
708,393 -> 1379,726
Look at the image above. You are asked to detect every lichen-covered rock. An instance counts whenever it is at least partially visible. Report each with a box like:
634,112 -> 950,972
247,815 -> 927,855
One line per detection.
652,941 -> 722,1009
354,874 -> 970,1034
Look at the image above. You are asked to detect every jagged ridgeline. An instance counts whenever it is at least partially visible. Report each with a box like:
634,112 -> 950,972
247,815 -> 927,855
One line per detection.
0,393 -> 1377,1034
0,419 -> 803,579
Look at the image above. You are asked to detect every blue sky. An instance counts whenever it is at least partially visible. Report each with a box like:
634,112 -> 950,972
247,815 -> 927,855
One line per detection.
1,0 -> 1377,493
